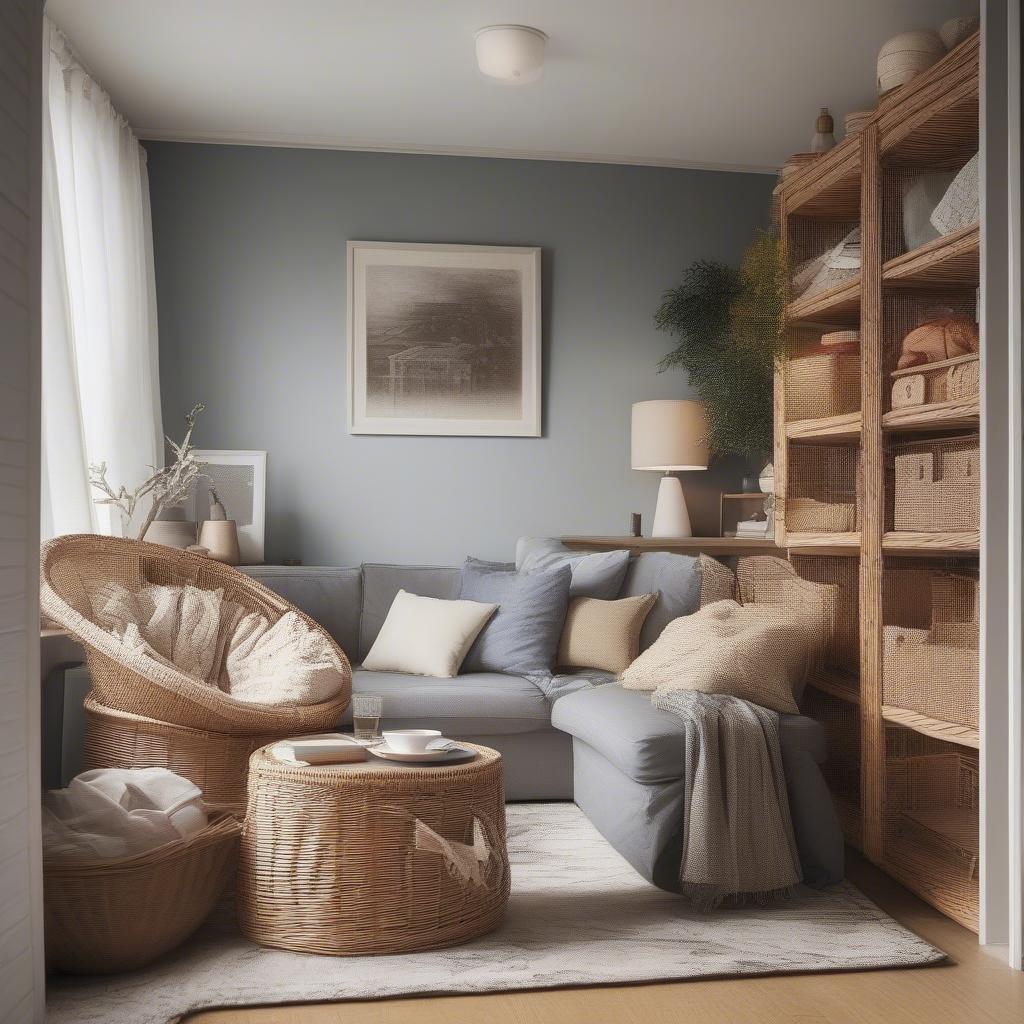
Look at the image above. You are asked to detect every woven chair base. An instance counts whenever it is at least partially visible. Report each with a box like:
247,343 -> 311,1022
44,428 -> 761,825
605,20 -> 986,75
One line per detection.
44,813 -> 240,974
237,744 -> 510,956
83,694 -> 287,811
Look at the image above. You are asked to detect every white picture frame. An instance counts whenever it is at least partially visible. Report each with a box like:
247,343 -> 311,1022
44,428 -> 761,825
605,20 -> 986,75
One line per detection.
348,241 -> 542,436
188,450 -> 267,565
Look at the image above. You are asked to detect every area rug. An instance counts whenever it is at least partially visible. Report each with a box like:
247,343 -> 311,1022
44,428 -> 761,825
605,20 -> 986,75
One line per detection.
46,803 -> 944,1023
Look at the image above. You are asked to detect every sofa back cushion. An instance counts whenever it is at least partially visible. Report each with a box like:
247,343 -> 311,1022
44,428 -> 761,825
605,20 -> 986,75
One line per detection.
459,558 -> 571,675
515,537 -> 630,600
618,552 -> 702,651
358,564 -> 461,662
242,566 -> 362,658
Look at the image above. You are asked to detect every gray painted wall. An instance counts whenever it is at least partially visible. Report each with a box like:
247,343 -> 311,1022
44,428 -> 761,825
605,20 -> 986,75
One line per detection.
147,143 -> 774,565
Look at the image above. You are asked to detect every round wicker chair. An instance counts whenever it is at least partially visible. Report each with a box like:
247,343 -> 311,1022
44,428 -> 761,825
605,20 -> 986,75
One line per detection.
40,535 -> 351,736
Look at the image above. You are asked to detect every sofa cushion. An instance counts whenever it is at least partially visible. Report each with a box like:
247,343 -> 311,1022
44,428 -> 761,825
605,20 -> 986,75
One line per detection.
242,566 -> 361,658
516,537 -> 630,600
618,552 -> 702,651
459,559 -> 571,675
551,682 -> 826,784
347,669 -> 551,735
358,564 -> 460,661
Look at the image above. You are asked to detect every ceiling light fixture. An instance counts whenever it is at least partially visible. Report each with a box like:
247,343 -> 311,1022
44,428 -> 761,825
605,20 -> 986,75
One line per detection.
475,24 -> 547,85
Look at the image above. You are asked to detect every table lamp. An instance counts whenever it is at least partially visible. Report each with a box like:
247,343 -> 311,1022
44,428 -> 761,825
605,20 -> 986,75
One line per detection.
631,400 -> 709,538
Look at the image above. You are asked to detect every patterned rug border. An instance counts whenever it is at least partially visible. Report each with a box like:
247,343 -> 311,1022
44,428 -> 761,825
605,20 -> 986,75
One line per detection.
46,804 -> 946,1024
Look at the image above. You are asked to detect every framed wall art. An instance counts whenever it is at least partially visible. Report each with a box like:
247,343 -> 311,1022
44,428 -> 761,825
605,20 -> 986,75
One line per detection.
348,241 -> 541,436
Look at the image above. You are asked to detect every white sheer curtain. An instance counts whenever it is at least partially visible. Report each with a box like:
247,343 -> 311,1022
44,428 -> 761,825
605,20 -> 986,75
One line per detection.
42,17 -> 162,538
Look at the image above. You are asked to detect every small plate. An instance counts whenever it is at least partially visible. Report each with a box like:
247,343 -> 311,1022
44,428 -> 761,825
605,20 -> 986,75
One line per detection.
368,744 -> 477,765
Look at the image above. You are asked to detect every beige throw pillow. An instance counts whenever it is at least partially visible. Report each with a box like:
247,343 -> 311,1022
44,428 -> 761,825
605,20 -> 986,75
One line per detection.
619,599 -> 818,714
362,590 -> 497,678
557,593 -> 657,675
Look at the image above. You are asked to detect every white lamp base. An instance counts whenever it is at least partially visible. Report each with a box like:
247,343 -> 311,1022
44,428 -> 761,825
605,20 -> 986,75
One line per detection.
651,475 -> 693,538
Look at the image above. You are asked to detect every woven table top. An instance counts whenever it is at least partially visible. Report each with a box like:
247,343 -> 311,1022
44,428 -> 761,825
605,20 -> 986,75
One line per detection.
249,742 -> 501,788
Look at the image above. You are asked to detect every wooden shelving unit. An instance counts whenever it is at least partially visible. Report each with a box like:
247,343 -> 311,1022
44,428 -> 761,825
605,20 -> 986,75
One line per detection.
775,32 -> 981,932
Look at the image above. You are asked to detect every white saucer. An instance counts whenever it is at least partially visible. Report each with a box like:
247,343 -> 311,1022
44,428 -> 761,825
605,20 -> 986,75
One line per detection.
368,743 -> 476,764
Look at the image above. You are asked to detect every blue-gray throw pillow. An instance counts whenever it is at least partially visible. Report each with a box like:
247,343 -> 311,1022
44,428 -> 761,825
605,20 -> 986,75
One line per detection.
459,558 -> 572,675
515,537 -> 630,600
618,551 -> 702,651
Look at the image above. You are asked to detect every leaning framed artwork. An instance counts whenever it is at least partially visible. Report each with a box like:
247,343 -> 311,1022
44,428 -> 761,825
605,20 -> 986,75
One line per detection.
348,241 -> 541,436
186,450 -> 267,564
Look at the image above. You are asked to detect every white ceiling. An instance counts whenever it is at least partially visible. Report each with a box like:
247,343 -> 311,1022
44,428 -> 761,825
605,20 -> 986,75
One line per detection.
46,0 -> 977,173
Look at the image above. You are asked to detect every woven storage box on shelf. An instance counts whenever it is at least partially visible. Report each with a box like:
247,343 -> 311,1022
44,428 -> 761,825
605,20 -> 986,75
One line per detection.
83,694 -> 283,810
39,535 -> 351,736
885,751 -> 979,881
892,435 -> 979,532
44,812 -> 240,974
890,354 -> 979,410
785,350 -> 860,421
238,744 -> 509,956
785,445 -> 860,533
883,569 -> 978,729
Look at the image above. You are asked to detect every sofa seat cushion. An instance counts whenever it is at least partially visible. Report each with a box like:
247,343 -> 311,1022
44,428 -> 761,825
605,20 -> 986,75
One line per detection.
551,682 -> 826,784
346,669 -> 551,736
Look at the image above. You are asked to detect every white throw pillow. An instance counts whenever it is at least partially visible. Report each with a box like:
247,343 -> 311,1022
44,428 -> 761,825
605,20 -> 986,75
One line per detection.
361,590 -> 497,678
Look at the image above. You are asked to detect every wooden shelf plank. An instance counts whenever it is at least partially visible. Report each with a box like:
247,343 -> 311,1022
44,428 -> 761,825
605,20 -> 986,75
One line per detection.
881,705 -> 979,749
809,667 -> 861,705
784,531 -> 860,554
882,224 -> 980,286
561,536 -> 783,554
780,138 -> 861,218
785,278 -> 860,326
882,845 -> 978,933
882,396 -> 979,432
882,531 -> 979,555
786,412 -> 861,442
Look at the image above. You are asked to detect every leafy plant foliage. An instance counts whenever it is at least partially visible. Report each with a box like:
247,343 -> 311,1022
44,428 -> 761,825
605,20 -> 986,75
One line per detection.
655,230 -> 787,462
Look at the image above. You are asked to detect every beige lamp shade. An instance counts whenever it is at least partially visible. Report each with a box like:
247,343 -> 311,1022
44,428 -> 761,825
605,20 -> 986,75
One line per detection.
631,400 -> 709,471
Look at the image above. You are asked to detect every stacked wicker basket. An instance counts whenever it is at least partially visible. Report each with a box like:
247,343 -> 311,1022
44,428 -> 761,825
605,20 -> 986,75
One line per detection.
773,32 -> 982,931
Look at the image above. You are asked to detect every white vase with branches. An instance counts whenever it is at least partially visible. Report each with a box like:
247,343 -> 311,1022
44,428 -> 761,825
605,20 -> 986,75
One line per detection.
89,403 -> 207,540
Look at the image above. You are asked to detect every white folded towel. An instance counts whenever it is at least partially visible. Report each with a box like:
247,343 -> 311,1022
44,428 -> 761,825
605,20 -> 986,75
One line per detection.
43,767 -> 208,862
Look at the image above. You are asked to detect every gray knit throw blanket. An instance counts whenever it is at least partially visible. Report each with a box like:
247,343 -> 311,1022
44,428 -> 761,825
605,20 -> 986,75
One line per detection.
651,689 -> 802,910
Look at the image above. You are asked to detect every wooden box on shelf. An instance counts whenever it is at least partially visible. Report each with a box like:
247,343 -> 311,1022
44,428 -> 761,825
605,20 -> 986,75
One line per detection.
890,352 -> 978,410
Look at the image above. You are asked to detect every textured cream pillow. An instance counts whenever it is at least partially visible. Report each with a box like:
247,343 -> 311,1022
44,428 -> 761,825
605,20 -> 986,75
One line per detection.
362,590 -> 497,678
619,600 -> 817,714
557,593 -> 657,674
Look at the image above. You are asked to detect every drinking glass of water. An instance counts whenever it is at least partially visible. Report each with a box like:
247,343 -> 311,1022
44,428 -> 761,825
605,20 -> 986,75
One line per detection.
352,694 -> 383,743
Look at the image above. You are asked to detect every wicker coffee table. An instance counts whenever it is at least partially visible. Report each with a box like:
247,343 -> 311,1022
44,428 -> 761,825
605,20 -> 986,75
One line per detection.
237,743 -> 509,955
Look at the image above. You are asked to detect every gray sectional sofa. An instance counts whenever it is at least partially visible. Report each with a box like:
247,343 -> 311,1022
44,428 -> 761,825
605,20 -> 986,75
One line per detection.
245,557 -> 845,891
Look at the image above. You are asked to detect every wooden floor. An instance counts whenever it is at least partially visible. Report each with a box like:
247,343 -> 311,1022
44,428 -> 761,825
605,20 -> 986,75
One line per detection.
190,852 -> 1024,1024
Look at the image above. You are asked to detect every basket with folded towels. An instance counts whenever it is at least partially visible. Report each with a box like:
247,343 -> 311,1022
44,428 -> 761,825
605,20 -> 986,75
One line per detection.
43,767 -> 241,973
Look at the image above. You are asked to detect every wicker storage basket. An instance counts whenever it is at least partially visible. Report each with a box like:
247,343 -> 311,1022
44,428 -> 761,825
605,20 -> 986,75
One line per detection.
786,497 -> 858,532
890,354 -> 979,410
883,571 -> 978,728
44,812 -> 240,974
786,445 -> 860,533
893,436 -> 979,532
40,535 -> 351,736
886,752 -> 978,880
83,694 -> 285,810
785,350 -> 860,421
238,744 -> 510,956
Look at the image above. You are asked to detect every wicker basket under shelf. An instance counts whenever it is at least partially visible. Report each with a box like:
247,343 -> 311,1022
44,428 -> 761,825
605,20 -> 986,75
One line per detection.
44,812 -> 240,974
785,350 -> 860,421
83,694 -> 285,810
890,353 -> 979,410
786,445 -> 861,533
892,435 -> 979,532
883,570 -> 978,729
39,534 -> 352,737
237,744 -> 510,956
886,751 -> 978,881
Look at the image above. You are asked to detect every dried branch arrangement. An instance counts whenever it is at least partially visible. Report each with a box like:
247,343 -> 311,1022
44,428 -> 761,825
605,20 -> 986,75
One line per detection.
89,403 -> 206,539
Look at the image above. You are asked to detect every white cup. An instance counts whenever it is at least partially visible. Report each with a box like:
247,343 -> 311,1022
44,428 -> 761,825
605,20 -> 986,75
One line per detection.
383,728 -> 442,754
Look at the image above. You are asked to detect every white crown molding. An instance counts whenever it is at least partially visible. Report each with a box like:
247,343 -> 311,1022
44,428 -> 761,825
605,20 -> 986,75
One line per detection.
134,127 -> 780,175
